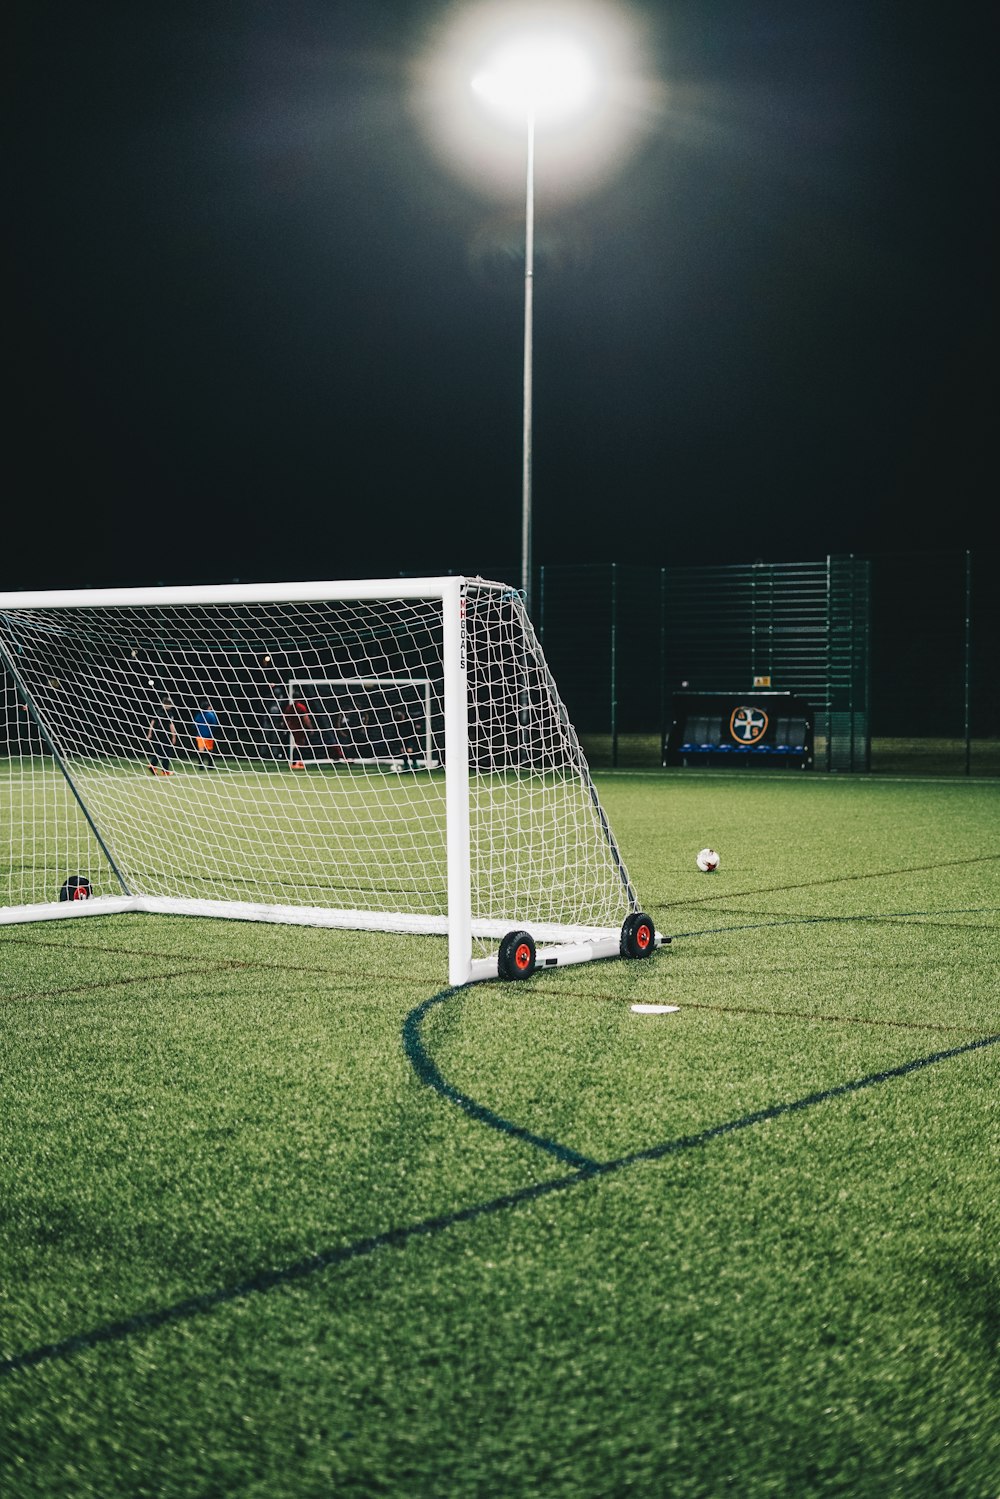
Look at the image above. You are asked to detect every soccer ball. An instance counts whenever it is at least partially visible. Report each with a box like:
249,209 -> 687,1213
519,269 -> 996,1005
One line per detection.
696,848 -> 720,873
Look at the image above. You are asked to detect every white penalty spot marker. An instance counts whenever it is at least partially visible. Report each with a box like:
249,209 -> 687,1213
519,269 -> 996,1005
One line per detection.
630,1003 -> 680,1016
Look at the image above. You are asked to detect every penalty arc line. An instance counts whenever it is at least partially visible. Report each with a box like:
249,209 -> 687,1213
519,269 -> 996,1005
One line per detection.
0,1030 -> 995,1380
402,990 -> 600,1170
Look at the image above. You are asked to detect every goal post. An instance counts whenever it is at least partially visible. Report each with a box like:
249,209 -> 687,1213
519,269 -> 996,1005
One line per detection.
0,577 -> 663,984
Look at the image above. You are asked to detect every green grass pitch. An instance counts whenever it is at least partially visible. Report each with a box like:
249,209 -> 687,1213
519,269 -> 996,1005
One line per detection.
1,769 -> 998,1498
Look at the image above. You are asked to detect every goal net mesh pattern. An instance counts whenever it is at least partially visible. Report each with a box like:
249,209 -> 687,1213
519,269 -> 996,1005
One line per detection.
0,583 -> 635,954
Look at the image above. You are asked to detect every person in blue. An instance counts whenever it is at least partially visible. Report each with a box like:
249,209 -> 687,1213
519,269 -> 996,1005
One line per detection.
192,703 -> 219,768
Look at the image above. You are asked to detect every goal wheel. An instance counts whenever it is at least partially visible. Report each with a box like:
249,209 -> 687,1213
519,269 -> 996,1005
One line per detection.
620,912 -> 655,960
498,930 -> 537,981
59,876 -> 92,903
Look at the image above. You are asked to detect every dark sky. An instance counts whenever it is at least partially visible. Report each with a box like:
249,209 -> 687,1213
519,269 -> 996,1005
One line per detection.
10,0 -> 995,592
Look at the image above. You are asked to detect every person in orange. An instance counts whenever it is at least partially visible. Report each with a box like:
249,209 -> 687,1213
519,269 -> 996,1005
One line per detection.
193,704 -> 219,769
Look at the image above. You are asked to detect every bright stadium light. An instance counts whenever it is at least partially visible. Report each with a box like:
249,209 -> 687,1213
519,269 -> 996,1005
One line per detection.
471,35 -> 596,127
471,29 -> 599,616
409,2 -> 662,615
411,2 -> 660,201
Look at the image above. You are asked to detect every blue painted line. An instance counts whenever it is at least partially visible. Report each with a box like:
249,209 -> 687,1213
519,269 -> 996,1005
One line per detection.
603,1032 -> 1000,1172
402,989 -> 599,1170
1,1030 -> 995,1379
0,1170 -> 586,1378
668,905 -> 999,940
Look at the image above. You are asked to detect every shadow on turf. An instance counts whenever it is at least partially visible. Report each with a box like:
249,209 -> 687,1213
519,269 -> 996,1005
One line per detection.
2,1014 -> 996,1379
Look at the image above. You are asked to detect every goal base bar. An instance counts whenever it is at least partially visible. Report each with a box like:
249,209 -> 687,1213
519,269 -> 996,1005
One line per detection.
0,896 -> 616,942
0,895 -> 662,970
469,930 -> 667,984
0,896 -> 142,924
0,897 -> 665,984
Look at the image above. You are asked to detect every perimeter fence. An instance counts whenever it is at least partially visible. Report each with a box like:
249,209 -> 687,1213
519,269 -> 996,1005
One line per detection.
5,555 -> 991,778
541,552 -> 997,775
439,551 -> 996,776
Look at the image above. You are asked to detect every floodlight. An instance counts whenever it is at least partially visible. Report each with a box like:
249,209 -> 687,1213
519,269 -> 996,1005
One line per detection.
409,0 -> 662,614
471,35 -> 596,127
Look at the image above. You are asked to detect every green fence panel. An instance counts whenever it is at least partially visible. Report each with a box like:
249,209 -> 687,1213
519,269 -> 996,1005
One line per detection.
442,552 -> 995,775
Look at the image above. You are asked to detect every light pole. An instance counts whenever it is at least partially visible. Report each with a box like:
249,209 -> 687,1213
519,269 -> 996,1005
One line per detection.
472,38 -> 596,619
520,105 -> 535,615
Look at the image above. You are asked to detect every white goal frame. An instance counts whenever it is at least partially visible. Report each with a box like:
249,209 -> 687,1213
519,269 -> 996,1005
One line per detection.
0,576 -> 661,985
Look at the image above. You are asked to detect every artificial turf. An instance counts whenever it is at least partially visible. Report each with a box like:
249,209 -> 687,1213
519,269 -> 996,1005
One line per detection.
1,769 -> 997,1497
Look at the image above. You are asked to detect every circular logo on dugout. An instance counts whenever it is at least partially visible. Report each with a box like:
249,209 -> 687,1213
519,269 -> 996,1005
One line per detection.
729,706 -> 769,744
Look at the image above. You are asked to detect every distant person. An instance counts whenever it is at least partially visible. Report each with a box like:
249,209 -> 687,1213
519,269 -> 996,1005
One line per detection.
147,698 -> 177,776
331,710 -> 349,759
281,692 -> 316,769
193,703 -> 219,768
315,707 -> 346,760
263,682 -> 287,761
391,705 -> 420,772
356,709 -> 376,759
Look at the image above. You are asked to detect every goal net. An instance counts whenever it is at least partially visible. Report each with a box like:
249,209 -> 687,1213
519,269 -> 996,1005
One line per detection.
0,578 -> 659,983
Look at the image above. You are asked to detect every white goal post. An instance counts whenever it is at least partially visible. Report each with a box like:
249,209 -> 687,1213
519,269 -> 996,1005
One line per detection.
0,577 -> 663,985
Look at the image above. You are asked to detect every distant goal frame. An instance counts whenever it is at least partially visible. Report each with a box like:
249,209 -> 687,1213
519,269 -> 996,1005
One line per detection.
285,676 -> 436,770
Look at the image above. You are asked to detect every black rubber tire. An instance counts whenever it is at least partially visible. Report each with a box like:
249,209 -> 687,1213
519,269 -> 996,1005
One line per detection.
620,912 -> 655,960
59,876 -> 92,903
498,929 -> 537,981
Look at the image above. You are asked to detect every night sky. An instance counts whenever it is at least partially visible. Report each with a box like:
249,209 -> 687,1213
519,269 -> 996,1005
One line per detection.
10,0 -> 995,593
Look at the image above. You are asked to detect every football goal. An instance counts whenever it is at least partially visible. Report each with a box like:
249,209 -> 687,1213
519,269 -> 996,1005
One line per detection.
0,577 -> 663,984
